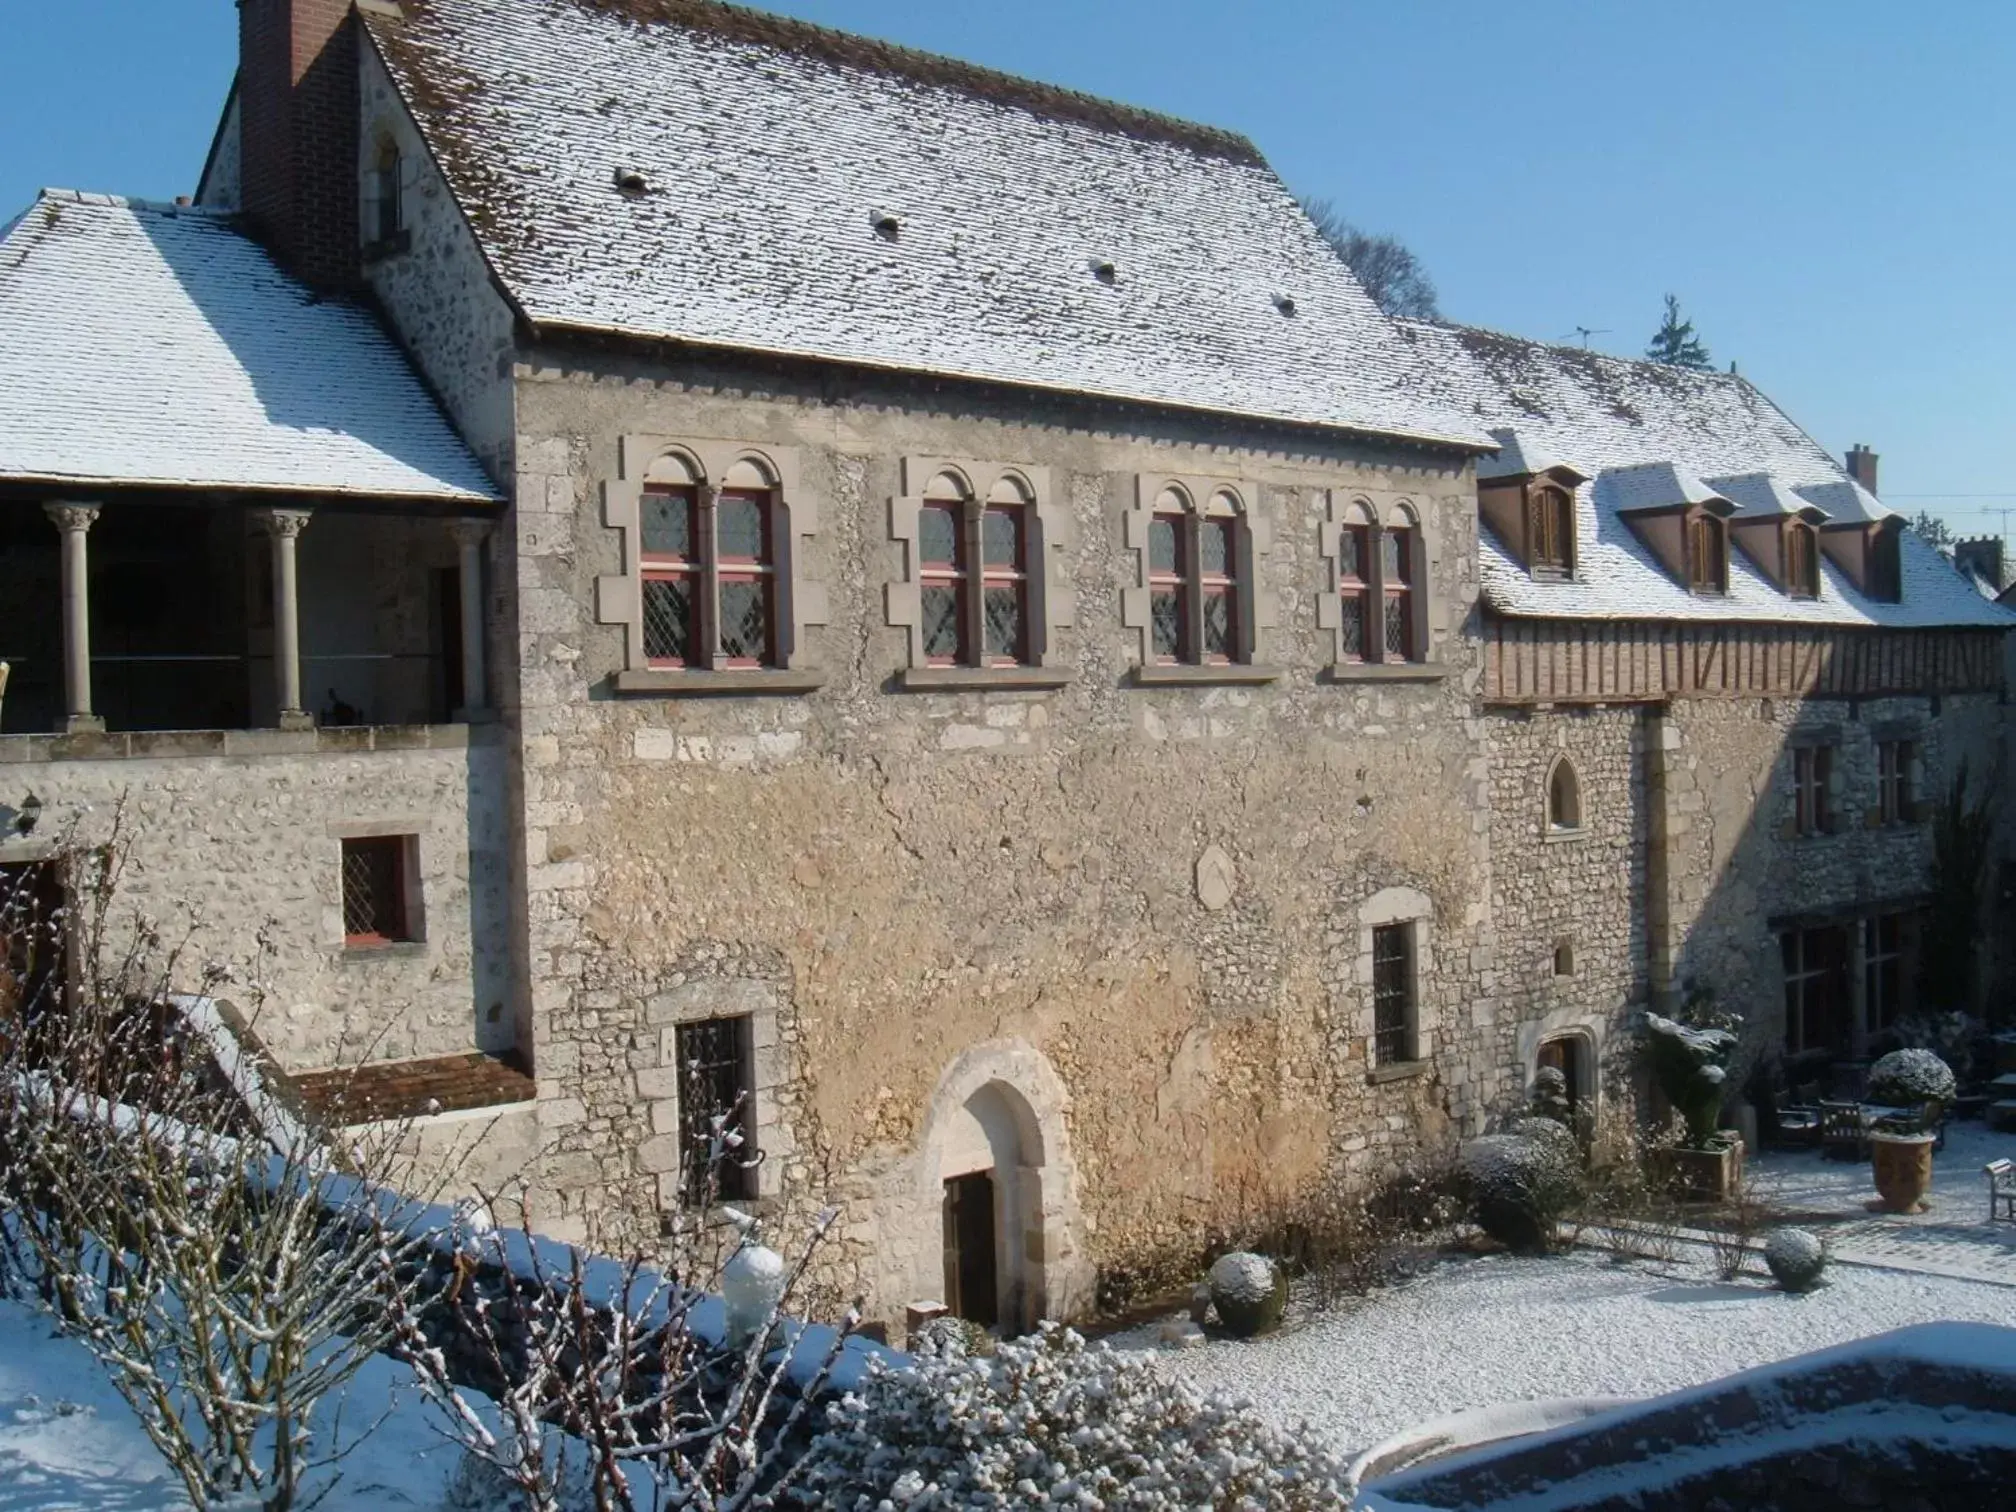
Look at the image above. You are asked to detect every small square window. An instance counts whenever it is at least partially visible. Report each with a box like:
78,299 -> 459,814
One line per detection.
341,836 -> 416,946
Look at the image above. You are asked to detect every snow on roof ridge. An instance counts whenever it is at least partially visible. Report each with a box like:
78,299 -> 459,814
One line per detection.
1399,316 -> 1755,391
36,187 -> 231,218
520,0 -> 1266,164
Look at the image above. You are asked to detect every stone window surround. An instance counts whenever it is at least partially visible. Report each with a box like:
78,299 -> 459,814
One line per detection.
1541,752 -> 1587,843
1122,473 -> 1280,685
1355,885 -> 1437,1080
636,978 -> 789,1211
597,436 -> 828,695
1317,489 -> 1446,682
326,817 -> 428,959
1785,725 -> 1844,839
886,456 -> 1076,691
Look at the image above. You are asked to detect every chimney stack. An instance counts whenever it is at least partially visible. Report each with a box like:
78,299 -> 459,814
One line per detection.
1844,443 -> 1879,495
1953,538 -> 2010,592
238,0 -> 360,290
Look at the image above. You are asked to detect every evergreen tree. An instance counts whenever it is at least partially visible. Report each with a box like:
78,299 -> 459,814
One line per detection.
1909,510 -> 1955,546
1645,294 -> 1713,369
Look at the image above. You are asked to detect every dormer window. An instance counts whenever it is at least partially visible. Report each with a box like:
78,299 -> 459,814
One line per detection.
1686,510 -> 1728,595
1786,520 -> 1820,599
1526,485 -> 1574,577
1867,523 -> 1902,602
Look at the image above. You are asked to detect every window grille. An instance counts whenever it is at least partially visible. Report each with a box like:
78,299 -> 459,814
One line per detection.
676,1016 -> 757,1205
341,837 -> 412,945
1371,923 -> 1413,1066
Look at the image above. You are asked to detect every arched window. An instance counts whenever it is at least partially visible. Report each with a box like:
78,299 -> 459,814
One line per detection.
1336,502 -> 1375,662
1786,521 -> 1819,598
1546,756 -> 1582,832
1381,506 -> 1418,660
369,137 -> 404,248
1526,484 -> 1574,576
918,470 -> 1036,668
1686,511 -> 1728,595
1147,486 -> 1246,666
639,453 -> 783,669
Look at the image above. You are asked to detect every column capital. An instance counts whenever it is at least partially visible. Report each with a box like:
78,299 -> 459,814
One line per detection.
451,517 -> 494,548
43,501 -> 101,534
256,507 -> 314,540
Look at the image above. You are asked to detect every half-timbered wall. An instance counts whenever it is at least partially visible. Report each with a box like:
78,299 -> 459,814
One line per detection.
1483,618 -> 2003,705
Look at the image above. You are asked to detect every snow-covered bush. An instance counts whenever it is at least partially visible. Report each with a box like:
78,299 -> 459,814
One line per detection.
1762,1228 -> 1828,1293
439,1440 -> 599,1512
1528,1065 -> 1573,1127
1462,1124 -> 1582,1254
1643,1011 -> 1741,1147
1866,1048 -> 1957,1111
1206,1249 -> 1285,1337
793,1323 -> 1350,1509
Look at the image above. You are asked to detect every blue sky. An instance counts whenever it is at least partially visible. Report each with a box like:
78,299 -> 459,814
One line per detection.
3,0 -> 2010,534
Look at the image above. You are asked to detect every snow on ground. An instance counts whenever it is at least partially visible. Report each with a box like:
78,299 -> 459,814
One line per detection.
1751,1118 -> 2013,1222
1113,1247 -> 2016,1461
0,1295 -> 461,1511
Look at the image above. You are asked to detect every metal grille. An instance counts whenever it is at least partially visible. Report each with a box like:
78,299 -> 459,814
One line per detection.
983,586 -> 1023,661
1372,924 -> 1412,1066
677,1016 -> 756,1205
642,576 -> 695,664
341,837 -> 407,943
718,579 -> 772,663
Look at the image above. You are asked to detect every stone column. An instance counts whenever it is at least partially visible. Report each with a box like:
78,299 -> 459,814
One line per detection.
43,503 -> 102,735
452,519 -> 491,719
258,509 -> 313,731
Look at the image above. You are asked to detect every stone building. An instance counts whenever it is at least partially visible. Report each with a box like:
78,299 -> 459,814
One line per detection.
2,0 -> 2010,1334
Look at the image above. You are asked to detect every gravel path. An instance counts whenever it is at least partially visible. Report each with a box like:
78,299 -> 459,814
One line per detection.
1113,1247 -> 2016,1459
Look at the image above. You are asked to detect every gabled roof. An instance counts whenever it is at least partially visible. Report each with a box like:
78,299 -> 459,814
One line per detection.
0,191 -> 498,503
362,0 -> 1483,448
1392,320 -> 2011,630
1599,461 -> 1734,516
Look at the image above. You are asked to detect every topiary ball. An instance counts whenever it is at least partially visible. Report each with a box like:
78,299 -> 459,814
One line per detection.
1206,1250 -> 1286,1338
1763,1227 -> 1828,1292
1866,1048 -> 1956,1110
1462,1129 -> 1581,1254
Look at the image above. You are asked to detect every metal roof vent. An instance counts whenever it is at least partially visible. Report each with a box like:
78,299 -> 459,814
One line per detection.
871,210 -> 902,241
613,167 -> 652,199
1089,258 -> 1118,285
1272,292 -> 1297,317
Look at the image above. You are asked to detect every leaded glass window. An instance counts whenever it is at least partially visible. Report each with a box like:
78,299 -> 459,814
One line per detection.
980,506 -> 1027,665
918,501 -> 965,664
1381,525 -> 1415,661
641,486 -> 701,667
1337,523 -> 1370,662
1148,513 -> 1186,662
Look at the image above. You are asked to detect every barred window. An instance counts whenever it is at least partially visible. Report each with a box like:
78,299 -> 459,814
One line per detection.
1371,923 -> 1414,1066
341,836 -> 415,946
676,1016 -> 758,1206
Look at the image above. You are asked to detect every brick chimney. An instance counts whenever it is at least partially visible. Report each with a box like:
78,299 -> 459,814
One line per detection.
1844,443 -> 1879,495
1954,538 -> 2009,592
238,0 -> 360,290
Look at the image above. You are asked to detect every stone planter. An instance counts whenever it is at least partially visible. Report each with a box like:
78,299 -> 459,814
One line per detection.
1654,1135 -> 1744,1203
1869,1131 -> 1935,1214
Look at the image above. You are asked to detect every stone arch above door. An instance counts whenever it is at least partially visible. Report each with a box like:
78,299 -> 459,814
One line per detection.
915,1038 -> 1091,1329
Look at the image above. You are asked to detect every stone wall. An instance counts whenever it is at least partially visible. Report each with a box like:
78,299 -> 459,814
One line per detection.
501,341 -> 1499,1325
0,725 -> 512,1071
1485,705 -> 1650,1118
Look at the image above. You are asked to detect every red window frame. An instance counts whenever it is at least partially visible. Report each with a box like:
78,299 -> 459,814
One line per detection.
713,488 -> 777,669
1338,523 -> 1372,662
1381,526 -> 1415,661
1197,516 -> 1239,664
1147,511 -> 1189,665
341,836 -> 412,947
917,498 -> 968,666
979,503 -> 1030,666
640,485 -> 702,669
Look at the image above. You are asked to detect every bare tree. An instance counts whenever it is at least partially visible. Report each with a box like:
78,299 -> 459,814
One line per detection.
1302,198 -> 1442,321
0,816 -> 448,1511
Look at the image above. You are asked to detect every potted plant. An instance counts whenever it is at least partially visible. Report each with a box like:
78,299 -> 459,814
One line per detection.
1643,1008 -> 1744,1202
1864,1048 -> 1954,1213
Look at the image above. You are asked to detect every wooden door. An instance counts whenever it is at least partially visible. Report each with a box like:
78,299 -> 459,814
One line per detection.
942,1172 -> 998,1330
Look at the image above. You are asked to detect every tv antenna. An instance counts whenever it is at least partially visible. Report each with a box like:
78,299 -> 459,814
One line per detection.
1561,326 -> 1611,348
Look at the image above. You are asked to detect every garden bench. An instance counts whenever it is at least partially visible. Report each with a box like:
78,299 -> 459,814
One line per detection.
1988,1160 -> 2016,1225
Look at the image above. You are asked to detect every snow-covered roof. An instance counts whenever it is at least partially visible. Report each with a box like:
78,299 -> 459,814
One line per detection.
1395,321 -> 2013,629
0,191 -> 499,503
1475,428 -> 1587,484
1705,472 -> 1828,522
363,0 -> 1484,448
1599,461 -> 1734,516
